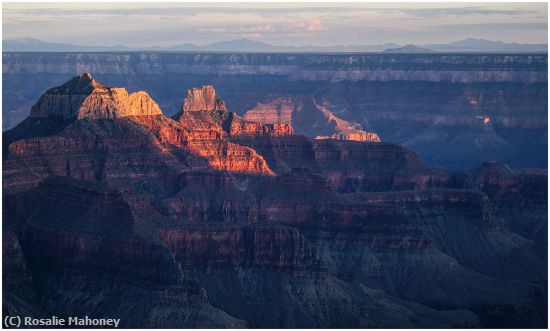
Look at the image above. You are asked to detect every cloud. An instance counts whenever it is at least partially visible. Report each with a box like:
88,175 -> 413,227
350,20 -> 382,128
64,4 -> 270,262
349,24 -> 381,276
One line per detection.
199,24 -> 275,34
3,3 -> 547,46
290,19 -> 326,32
197,20 -> 326,35
197,27 -> 228,33
433,22 -> 547,31
390,6 -> 539,18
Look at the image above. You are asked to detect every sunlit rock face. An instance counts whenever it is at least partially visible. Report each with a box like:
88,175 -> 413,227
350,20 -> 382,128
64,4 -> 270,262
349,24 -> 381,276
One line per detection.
182,85 -> 227,112
4,53 -> 546,170
4,76 -> 279,195
30,73 -> 162,120
244,96 -> 380,142
175,86 -> 294,137
2,73 -> 547,328
315,131 -> 381,142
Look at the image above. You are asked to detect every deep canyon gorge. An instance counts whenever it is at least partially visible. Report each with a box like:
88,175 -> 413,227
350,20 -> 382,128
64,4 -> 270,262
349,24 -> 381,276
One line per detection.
2,53 -> 547,328
3,52 -> 547,170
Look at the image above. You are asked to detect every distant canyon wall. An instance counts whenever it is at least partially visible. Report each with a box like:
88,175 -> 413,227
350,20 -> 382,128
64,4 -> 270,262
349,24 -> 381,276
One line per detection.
4,53 -> 547,82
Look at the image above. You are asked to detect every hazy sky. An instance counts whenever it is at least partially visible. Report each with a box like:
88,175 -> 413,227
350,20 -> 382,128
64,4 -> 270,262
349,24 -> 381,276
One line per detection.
3,2 -> 548,46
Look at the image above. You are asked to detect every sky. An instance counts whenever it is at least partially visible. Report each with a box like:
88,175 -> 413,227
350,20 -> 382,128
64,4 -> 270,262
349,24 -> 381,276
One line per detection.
2,2 -> 548,47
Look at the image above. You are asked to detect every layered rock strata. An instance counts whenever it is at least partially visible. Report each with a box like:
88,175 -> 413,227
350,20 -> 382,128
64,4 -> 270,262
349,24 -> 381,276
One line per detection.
30,73 -> 162,120
175,85 -> 294,137
244,96 -> 380,142
2,74 -> 546,328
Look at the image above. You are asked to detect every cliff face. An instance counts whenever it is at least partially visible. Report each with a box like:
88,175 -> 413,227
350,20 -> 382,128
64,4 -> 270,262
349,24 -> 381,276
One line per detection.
470,162 -> 548,254
175,86 -> 294,137
3,53 -> 546,82
3,52 -> 546,170
2,75 -> 546,328
30,73 -> 162,120
182,85 -> 227,112
244,96 -> 380,142
4,77 -> 285,195
159,225 -> 324,273
312,140 -> 450,192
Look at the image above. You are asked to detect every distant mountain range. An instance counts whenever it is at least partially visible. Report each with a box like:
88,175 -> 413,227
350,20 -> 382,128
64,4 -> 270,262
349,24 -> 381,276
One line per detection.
383,44 -> 434,54
3,37 -> 547,53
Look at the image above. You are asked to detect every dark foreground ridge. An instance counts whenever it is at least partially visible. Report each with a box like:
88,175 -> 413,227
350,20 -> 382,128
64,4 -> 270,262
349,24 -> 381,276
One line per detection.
3,74 -> 547,328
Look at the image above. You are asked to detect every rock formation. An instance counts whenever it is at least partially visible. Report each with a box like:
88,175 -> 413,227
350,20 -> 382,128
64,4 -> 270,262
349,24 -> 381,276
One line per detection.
175,86 -> 294,138
182,85 -> 227,112
315,131 -> 381,142
2,76 -> 546,328
5,52 -> 545,170
469,161 -> 548,254
30,73 -> 162,120
244,96 -> 380,142
159,225 -> 325,273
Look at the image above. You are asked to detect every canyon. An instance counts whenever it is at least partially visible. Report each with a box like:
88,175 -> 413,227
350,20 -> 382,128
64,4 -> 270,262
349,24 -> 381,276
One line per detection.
3,52 -> 547,170
2,73 -> 547,328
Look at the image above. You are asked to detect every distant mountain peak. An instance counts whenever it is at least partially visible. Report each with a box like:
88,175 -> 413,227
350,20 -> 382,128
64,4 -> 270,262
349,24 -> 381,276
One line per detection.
2,37 -> 546,53
8,36 -> 42,43
383,44 -> 434,53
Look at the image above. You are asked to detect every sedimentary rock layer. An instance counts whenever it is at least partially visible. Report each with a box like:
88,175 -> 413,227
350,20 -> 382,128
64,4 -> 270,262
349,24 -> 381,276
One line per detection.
30,73 -> 162,120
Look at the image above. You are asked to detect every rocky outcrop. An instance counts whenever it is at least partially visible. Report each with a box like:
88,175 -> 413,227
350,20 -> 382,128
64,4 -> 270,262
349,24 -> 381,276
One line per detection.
3,76 -> 547,328
315,131 -> 381,142
176,87 -> 294,138
244,96 -> 380,142
3,117 -> 182,194
4,77 -> 286,194
4,53 -> 546,171
30,73 -> 162,120
313,140 -> 449,191
182,85 -> 227,112
229,135 -> 316,173
229,117 -> 294,136
120,114 -> 272,174
242,97 -> 295,124
3,115 -> 276,194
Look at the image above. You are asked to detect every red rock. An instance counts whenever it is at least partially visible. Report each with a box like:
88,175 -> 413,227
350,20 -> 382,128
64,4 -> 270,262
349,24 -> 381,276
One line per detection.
3,75 -> 543,328
30,73 -> 162,120
315,132 -> 381,142
182,85 -> 227,112
229,135 -> 316,173
244,96 -> 380,142
174,86 -> 294,138
129,115 -> 275,175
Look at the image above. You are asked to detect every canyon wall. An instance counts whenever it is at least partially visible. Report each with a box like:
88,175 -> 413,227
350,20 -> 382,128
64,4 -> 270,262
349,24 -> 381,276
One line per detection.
3,72 -> 546,328
3,52 -> 547,169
